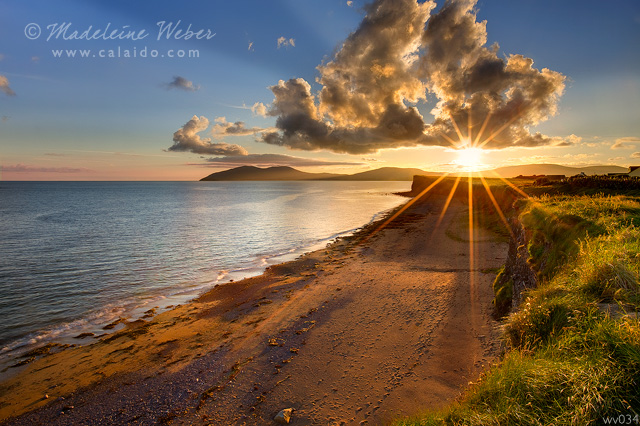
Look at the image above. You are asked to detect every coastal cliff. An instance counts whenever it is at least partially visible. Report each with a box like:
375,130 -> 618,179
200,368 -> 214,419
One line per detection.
398,176 -> 640,424
492,218 -> 538,316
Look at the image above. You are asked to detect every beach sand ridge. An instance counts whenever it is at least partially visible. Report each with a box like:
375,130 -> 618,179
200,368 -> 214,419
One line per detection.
0,194 -> 507,425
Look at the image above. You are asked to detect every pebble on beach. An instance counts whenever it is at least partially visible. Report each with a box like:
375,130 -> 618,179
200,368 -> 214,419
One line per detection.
274,408 -> 294,424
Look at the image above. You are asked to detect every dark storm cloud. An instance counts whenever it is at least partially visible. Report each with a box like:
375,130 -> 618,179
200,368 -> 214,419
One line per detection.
258,0 -> 571,154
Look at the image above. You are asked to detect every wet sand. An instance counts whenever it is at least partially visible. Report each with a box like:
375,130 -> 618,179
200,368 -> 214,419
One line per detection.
0,193 -> 507,425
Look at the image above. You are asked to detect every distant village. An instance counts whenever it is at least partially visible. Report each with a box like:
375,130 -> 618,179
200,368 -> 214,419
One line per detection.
609,165 -> 640,177
517,166 -> 640,186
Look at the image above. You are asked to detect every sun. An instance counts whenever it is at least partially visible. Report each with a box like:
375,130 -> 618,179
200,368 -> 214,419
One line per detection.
455,147 -> 485,170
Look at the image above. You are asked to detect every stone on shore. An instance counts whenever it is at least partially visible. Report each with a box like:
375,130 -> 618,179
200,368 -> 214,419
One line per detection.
274,408 -> 294,424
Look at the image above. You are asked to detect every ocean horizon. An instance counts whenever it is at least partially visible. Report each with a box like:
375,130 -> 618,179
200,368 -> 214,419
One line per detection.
0,180 -> 409,366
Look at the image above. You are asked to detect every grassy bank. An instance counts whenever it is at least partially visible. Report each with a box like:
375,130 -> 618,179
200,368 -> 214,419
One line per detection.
396,185 -> 640,425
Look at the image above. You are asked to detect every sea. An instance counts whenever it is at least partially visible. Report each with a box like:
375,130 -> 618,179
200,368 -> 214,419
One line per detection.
0,181 -> 409,366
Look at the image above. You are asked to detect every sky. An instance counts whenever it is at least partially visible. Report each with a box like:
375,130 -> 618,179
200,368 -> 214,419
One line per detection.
0,0 -> 639,181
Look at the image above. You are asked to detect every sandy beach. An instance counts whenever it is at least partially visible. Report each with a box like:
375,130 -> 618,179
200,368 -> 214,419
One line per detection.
0,192 -> 507,426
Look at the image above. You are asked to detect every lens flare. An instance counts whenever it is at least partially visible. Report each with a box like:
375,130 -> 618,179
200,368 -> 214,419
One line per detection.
455,147 -> 484,170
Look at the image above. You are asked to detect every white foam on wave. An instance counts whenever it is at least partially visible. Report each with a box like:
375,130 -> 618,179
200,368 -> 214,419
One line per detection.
0,187 -> 406,373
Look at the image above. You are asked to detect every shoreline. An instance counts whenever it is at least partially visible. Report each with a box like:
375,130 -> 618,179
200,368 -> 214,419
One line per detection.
0,189 -> 507,425
0,187 -> 408,373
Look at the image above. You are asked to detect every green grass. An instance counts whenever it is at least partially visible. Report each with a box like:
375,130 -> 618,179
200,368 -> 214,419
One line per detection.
394,192 -> 640,426
526,175 -> 640,197
492,266 -> 512,317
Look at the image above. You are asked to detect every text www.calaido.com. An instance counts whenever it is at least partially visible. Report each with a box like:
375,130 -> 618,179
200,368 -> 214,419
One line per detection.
51,46 -> 199,59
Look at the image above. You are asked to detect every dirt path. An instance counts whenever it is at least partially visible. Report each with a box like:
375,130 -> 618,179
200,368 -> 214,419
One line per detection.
184,197 -> 506,425
1,195 -> 507,426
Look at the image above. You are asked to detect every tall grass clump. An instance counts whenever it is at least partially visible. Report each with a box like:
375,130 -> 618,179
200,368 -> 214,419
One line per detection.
492,266 -> 513,316
394,194 -> 640,426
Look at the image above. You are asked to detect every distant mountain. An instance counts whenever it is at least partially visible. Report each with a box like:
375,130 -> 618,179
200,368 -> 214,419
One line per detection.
200,164 -> 632,182
488,164 -> 629,178
325,167 -> 442,181
200,166 -> 340,181
200,166 -> 441,182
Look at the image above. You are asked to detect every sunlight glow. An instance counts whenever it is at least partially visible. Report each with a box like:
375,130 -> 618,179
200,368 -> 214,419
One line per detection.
455,147 -> 485,170
432,175 -> 461,235
360,108 -> 536,306
363,173 -> 449,242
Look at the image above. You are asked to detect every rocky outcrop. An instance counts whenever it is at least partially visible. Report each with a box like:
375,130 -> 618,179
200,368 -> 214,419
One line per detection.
493,218 -> 538,316
506,219 -> 538,308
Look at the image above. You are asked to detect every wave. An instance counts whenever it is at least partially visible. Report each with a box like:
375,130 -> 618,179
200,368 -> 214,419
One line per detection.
0,182 -> 408,370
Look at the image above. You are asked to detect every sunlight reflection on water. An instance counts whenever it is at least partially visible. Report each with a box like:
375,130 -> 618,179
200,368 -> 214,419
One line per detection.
0,181 -> 408,363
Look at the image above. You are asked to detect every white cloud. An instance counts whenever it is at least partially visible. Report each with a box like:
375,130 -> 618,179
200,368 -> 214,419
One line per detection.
510,155 -> 557,164
566,134 -> 582,145
0,75 -> 16,96
611,137 -> 640,149
251,102 -> 268,117
167,115 -> 249,156
277,37 -> 295,49
211,117 -> 273,137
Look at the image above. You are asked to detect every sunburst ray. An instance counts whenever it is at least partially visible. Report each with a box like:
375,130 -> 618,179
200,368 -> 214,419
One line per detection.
362,174 -> 449,243
488,170 -> 531,199
479,175 -> 515,239
478,108 -> 525,150
473,112 -> 492,147
468,171 -> 477,331
449,114 -> 466,146
432,175 -> 462,236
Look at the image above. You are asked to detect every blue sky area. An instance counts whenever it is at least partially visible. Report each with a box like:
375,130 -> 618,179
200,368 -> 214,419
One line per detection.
0,0 -> 639,180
